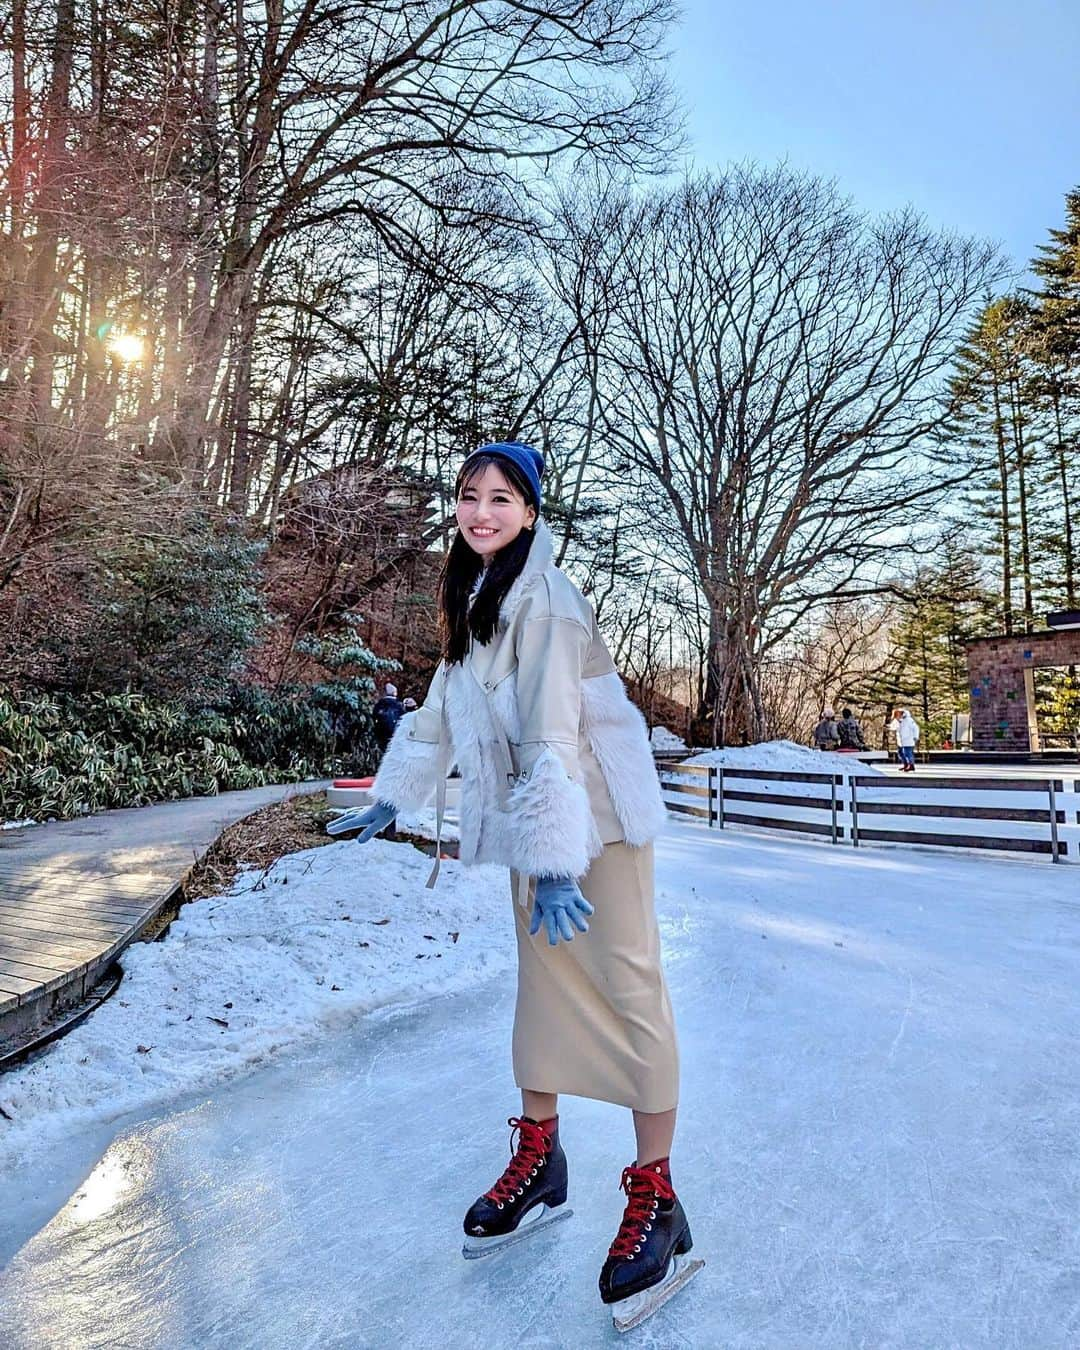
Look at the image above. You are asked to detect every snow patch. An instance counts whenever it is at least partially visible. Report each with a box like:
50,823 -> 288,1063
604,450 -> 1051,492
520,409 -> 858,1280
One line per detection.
649,725 -> 688,752
684,739 -> 886,776
2,819 -> 39,831
0,838 -> 513,1172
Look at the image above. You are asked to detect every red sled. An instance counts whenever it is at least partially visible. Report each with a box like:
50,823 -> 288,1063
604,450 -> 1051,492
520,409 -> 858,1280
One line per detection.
333,778 -> 375,789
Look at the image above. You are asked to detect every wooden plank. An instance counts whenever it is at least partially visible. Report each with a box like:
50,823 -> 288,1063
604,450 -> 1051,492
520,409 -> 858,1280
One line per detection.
0,970 -> 42,997
665,801 -> 711,819
0,880 -> 151,907
856,802 -> 1058,823
724,789 -> 836,811
657,763 -> 710,777
724,811 -> 837,837
0,875 -> 167,906
0,931 -> 100,963
0,957 -> 73,990
0,862 -> 173,887
0,946 -> 73,975
722,768 -> 838,785
0,906 -> 132,938
853,775 -> 1052,792
659,780 -> 711,800
857,828 -> 1061,854
0,912 -> 130,944
0,896 -> 151,926
0,879 -> 150,912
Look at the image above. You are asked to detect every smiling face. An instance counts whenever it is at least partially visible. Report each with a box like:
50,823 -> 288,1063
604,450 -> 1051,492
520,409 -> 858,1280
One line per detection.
455,462 -> 536,564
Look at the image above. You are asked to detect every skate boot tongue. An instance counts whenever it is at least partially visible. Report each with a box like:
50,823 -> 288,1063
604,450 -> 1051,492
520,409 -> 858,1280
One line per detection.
483,1116 -> 553,1205
608,1164 -> 676,1259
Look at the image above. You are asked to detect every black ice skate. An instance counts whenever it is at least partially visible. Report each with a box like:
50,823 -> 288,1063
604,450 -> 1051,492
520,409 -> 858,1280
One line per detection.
599,1163 -> 704,1333
461,1116 -> 571,1259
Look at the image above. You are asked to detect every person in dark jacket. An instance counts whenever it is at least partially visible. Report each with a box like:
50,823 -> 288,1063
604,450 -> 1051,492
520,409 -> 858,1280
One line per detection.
813,708 -> 840,751
370,683 -> 405,838
836,708 -> 867,752
372,682 -> 406,753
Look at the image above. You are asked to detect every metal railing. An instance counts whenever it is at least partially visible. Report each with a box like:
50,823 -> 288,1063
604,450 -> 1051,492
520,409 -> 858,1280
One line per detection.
657,761 -> 1076,863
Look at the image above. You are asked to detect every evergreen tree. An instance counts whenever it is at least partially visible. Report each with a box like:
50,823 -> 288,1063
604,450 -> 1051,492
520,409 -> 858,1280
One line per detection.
1027,187 -> 1080,610
859,546 -> 998,747
951,297 -> 1042,632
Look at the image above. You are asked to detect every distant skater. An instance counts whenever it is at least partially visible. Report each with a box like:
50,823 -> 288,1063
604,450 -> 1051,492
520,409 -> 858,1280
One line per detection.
370,683 -> 405,836
889,708 -> 921,771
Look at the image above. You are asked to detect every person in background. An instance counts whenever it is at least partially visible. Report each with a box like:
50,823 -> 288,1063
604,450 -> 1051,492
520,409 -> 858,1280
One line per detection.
836,708 -> 867,752
813,706 -> 840,751
403,697 -> 418,712
888,707 -> 921,771
370,682 -> 406,837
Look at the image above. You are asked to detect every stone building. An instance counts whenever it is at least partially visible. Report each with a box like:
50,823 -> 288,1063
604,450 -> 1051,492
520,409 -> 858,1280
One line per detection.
965,611 -> 1080,750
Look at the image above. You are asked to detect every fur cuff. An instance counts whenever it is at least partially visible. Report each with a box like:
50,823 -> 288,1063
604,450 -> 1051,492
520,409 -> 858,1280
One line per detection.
371,716 -> 440,812
504,747 -> 595,879
582,671 -> 668,845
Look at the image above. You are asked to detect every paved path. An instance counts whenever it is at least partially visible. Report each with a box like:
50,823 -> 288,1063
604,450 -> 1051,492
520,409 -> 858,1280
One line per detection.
0,784 -> 328,1049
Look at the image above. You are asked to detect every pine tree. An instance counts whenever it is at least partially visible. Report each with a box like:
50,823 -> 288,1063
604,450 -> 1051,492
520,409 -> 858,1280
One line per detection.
951,297 -> 1045,632
1027,188 -> 1080,610
860,546 -> 999,747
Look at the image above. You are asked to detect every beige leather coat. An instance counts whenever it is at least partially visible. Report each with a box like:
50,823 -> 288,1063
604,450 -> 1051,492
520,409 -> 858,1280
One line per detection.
372,520 -> 667,889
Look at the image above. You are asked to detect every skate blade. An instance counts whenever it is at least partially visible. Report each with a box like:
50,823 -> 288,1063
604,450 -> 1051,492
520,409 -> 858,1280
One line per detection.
612,1252 -> 705,1333
461,1203 -> 572,1260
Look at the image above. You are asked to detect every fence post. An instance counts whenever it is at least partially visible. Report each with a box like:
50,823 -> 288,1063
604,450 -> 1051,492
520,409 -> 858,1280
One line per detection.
718,765 -> 725,828
707,766 -> 715,828
1049,779 -> 1061,863
850,775 -> 860,847
831,775 -> 838,844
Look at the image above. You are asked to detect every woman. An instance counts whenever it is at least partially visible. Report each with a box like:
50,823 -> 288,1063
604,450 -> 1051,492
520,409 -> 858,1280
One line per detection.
889,707 -> 921,771
336,441 -> 689,1315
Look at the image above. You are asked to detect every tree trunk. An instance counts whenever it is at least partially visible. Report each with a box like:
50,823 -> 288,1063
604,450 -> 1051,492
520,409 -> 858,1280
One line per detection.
990,375 -> 1013,634
1008,374 -> 1034,632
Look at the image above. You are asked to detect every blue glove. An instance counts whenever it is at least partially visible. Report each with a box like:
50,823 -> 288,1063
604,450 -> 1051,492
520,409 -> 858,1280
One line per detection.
326,800 -> 397,842
529,875 -> 595,946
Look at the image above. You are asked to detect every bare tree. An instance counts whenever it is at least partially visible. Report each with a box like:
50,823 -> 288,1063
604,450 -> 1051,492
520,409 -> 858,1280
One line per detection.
567,166 -> 1007,743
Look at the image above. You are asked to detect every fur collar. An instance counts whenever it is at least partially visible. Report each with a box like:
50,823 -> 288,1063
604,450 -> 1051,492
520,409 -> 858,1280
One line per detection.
499,518 -> 555,627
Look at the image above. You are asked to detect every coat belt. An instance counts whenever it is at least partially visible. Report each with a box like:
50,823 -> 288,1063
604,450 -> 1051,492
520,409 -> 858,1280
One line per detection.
425,684 -> 532,909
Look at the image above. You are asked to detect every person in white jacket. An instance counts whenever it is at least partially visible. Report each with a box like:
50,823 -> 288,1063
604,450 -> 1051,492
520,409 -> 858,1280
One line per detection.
888,708 -> 921,771
329,442 -> 694,1317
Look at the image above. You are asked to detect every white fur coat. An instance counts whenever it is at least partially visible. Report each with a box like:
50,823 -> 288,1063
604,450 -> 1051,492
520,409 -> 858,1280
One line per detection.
372,520 -> 667,879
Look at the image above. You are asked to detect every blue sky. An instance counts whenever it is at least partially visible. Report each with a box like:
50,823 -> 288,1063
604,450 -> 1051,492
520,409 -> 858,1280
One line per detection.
670,0 -> 1079,276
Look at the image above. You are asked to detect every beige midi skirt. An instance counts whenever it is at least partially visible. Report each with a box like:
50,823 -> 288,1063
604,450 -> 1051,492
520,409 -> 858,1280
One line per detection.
510,841 -> 679,1113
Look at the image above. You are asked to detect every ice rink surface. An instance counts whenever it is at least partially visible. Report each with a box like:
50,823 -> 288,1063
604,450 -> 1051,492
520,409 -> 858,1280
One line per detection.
2,820 -> 1078,1348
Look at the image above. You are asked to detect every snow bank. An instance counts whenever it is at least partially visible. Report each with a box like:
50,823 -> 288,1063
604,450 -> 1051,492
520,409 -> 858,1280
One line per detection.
649,725 -> 688,752
684,739 -> 885,776
0,839 -> 514,1172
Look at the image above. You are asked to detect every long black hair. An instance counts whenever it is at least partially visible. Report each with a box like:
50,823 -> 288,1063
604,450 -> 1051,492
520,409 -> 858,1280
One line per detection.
440,453 -> 538,665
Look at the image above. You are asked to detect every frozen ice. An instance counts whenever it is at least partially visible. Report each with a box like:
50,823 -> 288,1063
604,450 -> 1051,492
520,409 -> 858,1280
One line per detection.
2,819 -> 1079,1347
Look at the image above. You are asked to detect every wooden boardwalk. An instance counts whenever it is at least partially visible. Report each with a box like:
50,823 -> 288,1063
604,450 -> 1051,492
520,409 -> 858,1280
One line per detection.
0,783 -> 328,1053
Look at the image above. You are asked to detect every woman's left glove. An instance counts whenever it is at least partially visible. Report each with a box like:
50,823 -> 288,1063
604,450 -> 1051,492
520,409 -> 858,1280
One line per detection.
529,875 -> 595,946
326,800 -> 397,842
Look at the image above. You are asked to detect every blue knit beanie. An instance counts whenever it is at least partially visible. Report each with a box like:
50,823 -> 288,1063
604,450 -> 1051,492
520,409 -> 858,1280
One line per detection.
463,441 -> 544,514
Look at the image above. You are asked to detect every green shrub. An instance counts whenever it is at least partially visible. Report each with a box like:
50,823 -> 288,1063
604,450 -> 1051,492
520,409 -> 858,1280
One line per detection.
0,682 -> 379,823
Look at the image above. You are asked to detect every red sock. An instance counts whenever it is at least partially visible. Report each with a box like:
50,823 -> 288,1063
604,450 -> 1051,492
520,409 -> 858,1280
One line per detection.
539,1114 -> 558,1135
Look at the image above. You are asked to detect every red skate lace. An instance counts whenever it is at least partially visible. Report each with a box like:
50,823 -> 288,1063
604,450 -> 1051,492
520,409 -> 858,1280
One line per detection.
485,1117 -> 551,1204
608,1165 -> 675,1258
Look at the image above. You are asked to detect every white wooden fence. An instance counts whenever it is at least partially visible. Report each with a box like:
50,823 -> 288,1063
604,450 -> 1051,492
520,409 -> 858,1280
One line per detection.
658,762 -> 1080,863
